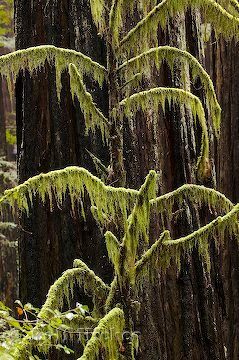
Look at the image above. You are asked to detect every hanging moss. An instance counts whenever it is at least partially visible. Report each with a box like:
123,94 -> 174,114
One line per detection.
151,183 -> 234,222
118,46 -> 221,138
89,0 -> 107,35
0,45 -> 106,99
77,307 -> 125,360
69,63 -> 109,142
134,231 -> 170,291
0,166 -> 139,227
119,0 -> 239,55
39,263 -> 109,320
120,87 -> 209,180
161,203 -> 239,271
105,231 -> 121,277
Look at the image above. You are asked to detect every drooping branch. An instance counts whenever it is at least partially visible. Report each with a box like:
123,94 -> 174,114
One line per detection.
0,45 -> 107,99
119,0 -> 239,55
161,203 -> 239,270
150,183 -> 234,221
135,231 -> 170,290
118,46 -> 221,137
39,262 -> 109,319
0,166 -> 138,226
69,63 -> 109,142
120,87 -> 209,180
77,307 -> 125,360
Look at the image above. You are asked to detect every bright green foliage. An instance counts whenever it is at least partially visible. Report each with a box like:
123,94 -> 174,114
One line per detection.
69,64 -> 109,142
1,168 -> 239,359
77,308 -> 124,360
119,0 -> 239,54
1,0 -> 239,359
0,45 -> 106,100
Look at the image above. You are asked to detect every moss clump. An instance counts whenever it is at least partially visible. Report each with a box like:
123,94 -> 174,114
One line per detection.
77,307 -> 125,360
69,64 -> 109,142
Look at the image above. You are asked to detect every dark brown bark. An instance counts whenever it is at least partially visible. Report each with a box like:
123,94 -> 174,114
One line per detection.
15,0 -> 110,309
206,36 -> 239,360
14,2 -> 239,360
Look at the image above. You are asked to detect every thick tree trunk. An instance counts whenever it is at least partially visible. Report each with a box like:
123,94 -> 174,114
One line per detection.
15,0 -> 110,309
207,36 -> 239,360
123,12 -> 226,360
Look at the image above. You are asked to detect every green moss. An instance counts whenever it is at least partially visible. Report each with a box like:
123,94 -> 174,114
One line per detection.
119,0 -> 239,55
105,231 -> 121,276
90,0 -> 107,35
135,231 -> 170,291
69,63 -> 109,142
0,166 -> 138,228
120,87 -> 209,180
0,45 -> 107,100
151,183 -> 234,220
121,170 -> 156,284
161,203 -> 239,271
118,46 -> 221,138
77,307 -> 125,360
39,260 -> 110,319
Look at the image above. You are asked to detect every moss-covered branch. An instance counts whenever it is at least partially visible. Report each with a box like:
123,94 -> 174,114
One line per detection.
0,45 -> 107,99
105,231 -> 121,276
69,63 -> 109,142
77,307 -> 125,360
120,87 -> 209,180
39,263 -> 109,319
150,183 -> 234,221
161,203 -> 239,270
0,166 -> 138,226
121,170 -> 156,282
218,0 -> 239,16
119,0 -> 239,55
118,46 -> 221,137
135,231 -> 170,290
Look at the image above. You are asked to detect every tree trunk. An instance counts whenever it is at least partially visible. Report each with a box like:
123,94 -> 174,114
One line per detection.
207,36 -> 239,360
123,11 -> 226,360
15,0 -> 110,309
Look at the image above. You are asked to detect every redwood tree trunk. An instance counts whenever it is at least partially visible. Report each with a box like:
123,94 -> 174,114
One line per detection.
15,0 -> 110,309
